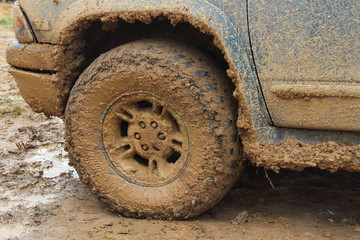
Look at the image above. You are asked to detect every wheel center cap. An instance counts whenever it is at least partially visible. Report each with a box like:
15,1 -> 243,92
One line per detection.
128,112 -> 174,160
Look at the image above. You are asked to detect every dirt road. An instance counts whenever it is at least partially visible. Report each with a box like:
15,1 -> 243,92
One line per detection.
1,26 -> 360,240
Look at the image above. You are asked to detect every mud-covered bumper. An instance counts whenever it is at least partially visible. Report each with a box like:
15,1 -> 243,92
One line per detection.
6,41 -> 66,117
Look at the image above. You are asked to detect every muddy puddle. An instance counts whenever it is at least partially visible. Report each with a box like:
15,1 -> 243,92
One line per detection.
1,143 -> 77,211
26,145 -> 77,179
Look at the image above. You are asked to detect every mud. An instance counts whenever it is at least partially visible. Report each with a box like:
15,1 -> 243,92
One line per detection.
2,28 -> 360,238
8,69 -> 64,117
248,0 -> 359,83
270,84 -> 360,100
6,42 -> 65,72
254,140 -> 360,173
264,88 -> 360,132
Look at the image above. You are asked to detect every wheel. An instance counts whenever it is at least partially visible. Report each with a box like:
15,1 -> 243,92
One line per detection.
65,39 -> 242,219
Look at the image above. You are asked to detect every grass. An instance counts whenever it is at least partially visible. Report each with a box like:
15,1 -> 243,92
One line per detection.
9,83 -> 17,91
0,2 -> 13,10
0,24 -> 12,29
0,2 -> 13,28
0,17 -> 11,25
0,98 -> 22,117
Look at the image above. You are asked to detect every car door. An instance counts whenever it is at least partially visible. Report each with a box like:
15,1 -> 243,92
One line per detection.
248,0 -> 360,132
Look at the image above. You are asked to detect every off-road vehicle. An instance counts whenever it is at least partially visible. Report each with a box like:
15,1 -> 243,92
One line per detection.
6,0 -> 359,219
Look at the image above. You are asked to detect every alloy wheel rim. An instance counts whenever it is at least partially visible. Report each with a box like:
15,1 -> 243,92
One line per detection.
101,92 -> 189,186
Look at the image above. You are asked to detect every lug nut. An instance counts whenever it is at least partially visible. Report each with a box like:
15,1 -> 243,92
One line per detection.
139,121 -> 146,128
134,133 -> 141,140
158,132 -> 166,140
141,144 -> 149,151
151,121 -> 158,128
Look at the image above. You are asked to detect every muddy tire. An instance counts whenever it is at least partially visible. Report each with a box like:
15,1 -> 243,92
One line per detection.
65,39 -> 242,219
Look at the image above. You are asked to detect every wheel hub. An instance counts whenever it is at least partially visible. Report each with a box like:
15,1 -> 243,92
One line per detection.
101,92 -> 189,186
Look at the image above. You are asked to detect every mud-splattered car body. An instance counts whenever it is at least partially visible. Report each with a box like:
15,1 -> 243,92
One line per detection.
6,0 -> 360,172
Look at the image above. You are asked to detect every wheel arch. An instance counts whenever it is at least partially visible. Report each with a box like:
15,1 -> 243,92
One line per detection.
56,0 -> 267,160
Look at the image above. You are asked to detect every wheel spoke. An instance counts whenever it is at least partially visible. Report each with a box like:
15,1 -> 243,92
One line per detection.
113,137 -> 132,150
168,132 -> 183,152
108,138 -> 135,158
161,109 -> 172,118
116,104 -> 138,122
154,156 -> 173,178
149,158 -> 157,172
149,157 -> 161,177
152,104 -> 163,116
108,144 -> 134,157
116,111 -> 133,123
171,132 -> 183,144
120,147 -> 136,159
170,143 -> 183,153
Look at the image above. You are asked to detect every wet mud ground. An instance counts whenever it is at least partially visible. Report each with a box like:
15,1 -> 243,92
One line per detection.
1,29 -> 360,240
